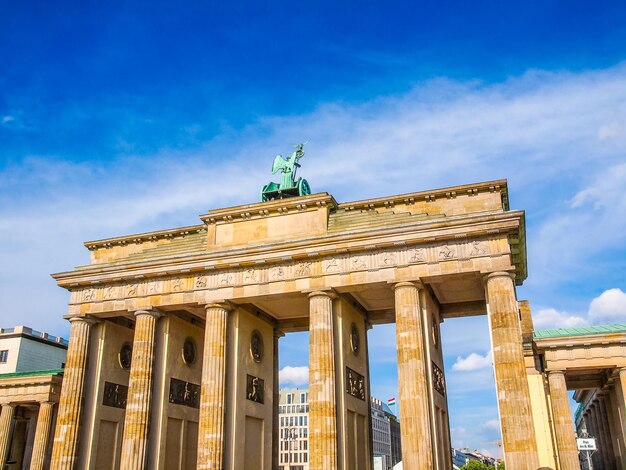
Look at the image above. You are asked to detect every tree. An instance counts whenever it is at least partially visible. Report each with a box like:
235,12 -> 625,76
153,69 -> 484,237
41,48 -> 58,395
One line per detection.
460,460 -> 504,470
460,460 -> 492,470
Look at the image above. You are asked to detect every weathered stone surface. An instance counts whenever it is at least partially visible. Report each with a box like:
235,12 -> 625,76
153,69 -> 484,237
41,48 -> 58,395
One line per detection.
0,403 -> 16,466
119,310 -> 162,470
308,290 -> 338,470
30,401 -> 55,470
485,272 -> 539,469
197,304 -> 229,469
50,316 -> 96,470
394,281 -> 433,468
547,371 -> 580,470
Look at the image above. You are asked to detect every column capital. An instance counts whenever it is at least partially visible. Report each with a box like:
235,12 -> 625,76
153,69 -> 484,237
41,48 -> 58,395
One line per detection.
547,369 -> 566,377
204,301 -> 233,312
132,308 -> 163,319
306,289 -> 337,300
66,314 -> 99,325
392,280 -> 424,291
483,270 -> 516,283
274,328 -> 285,339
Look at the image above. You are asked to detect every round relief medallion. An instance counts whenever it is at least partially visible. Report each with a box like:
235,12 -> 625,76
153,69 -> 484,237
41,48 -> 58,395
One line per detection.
118,342 -> 132,370
182,337 -> 197,365
250,330 -> 264,363
350,322 -> 360,355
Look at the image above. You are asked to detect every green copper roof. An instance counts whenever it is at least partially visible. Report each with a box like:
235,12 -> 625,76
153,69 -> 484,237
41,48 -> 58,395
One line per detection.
534,324 -> 626,339
0,368 -> 64,379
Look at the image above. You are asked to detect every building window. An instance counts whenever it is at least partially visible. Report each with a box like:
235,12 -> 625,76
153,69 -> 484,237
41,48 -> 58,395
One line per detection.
287,394 -> 293,404
300,392 -> 305,403
0,350 -> 7,363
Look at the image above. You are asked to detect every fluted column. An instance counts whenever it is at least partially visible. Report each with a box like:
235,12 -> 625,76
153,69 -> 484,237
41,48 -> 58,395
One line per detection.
589,403 -> 603,469
547,371 -> 580,470
50,315 -> 97,470
598,394 -> 615,470
308,290 -> 338,470
394,281 -> 433,468
30,401 -> 55,470
197,303 -> 230,470
273,329 -> 284,470
0,403 -> 16,467
619,369 -> 626,411
120,309 -> 162,470
484,272 -> 539,469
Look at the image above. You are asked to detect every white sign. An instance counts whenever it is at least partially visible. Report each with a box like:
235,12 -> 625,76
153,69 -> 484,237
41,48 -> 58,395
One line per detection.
577,438 -> 597,451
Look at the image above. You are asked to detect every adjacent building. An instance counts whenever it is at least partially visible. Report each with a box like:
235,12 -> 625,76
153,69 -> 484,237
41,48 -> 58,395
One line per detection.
0,326 -> 67,374
278,388 -> 310,469
371,397 -> 392,469
0,326 -> 68,470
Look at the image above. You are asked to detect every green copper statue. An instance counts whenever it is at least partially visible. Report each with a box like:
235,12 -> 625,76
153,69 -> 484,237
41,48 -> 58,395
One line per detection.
261,143 -> 312,201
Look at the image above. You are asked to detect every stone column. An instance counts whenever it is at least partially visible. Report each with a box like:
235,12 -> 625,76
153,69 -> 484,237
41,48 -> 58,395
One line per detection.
0,403 -> 16,467
547,371 -> 580,470
197,303 -> 230,470
484,272 -> 539,469
308,290 -> 338,470
272,329 -> 284,470
619,369 -> 626,411
120,309 -> 162,470
30,402 -> 55,470
394,281 -> 433,468
598,394 -> 615,470
50,315 -> 97,470
590,403 -> 604,469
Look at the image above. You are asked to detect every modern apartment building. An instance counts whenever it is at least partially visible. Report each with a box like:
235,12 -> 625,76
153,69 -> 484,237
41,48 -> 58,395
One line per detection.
278,388 -> 310,469
0,326 -> 68,373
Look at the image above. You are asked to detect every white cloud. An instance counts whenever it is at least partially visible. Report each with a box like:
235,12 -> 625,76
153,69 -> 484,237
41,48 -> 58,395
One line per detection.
482,419 -> 500,431
532,308 -> 588,330
2,64 -> 626,336
588,288 -> 626,323
1,115 -> 14,124
279,366 -> 309,387
452,351 -> 492,371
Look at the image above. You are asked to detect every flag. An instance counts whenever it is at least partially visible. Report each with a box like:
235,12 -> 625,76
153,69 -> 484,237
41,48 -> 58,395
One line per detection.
387,397 -> 396,406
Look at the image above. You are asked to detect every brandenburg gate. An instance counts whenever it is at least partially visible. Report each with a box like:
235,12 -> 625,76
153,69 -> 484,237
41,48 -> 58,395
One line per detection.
47,149 -> 541,469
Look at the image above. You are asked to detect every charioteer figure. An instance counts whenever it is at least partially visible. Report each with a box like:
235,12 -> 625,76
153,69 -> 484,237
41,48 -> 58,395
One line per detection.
261,143 -> 311,201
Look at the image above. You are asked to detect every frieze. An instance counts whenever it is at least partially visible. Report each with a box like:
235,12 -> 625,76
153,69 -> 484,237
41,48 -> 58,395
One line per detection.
346,367 -> 366,401
103,381 -> 128,409
169,378 -> 201,408
74,238 -> 496,304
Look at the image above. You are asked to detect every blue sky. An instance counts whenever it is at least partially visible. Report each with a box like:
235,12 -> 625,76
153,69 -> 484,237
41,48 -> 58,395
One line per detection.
2,0 -> 626,458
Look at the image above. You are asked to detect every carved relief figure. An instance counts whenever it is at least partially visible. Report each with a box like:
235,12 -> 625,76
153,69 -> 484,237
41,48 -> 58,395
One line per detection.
295,261 -> 312,276
469,240 -> 487,256
270,266 -> 285,280
324,257 -> 340,272
438,245 -> 455,260
351,256 -> 367,269
195,275 -> 207,288
83,289 -> 95,301
408,247 -> 426,262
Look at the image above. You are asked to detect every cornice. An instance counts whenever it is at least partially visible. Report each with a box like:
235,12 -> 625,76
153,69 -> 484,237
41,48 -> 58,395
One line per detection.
52,210 -> 524,287
337,179 -> 509,211
81,181 -> 508,251
200,192 -> 337,224
84,225 -> 205,251
534,332 -> 626,349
